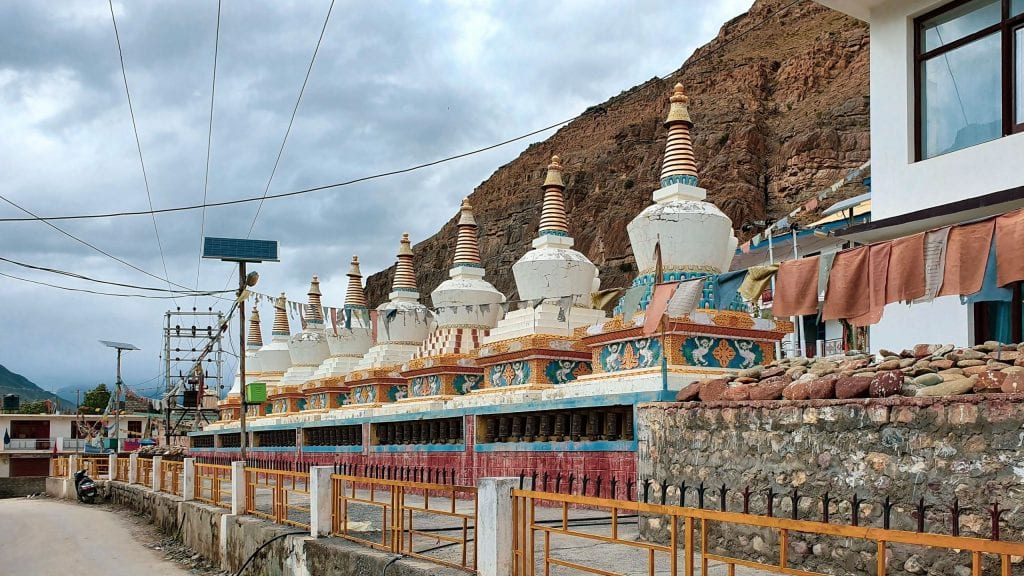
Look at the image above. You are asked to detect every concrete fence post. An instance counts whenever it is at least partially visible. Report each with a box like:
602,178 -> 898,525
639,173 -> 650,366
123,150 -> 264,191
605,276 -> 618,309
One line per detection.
309,466 -> 333,537
152,456 -> 163,492
56,437 -> 65,454
67,454 -> 78,478
128,453 -> 138,484
477,477 -> 521,576
182,458 -> 196,501
107,453 -> 117,481
230,461 -> 246,515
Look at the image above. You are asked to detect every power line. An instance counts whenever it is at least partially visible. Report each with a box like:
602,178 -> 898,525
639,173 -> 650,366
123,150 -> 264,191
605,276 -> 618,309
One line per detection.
0,0 -> 804,226
0,256 -> 232,294
0,192 -> 204,293
108,0 -> 177,302
0,271 -> 222,299
194,0 -> 223,304
246,0 -> 336,238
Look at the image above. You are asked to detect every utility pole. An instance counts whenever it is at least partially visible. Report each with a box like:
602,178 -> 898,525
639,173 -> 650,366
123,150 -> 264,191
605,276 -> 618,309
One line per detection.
99,340 -> 139,452
238,261 -> 248,461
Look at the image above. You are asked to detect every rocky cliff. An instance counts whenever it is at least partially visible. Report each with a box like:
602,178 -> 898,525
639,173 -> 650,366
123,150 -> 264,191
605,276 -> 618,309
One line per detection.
365,0 -> 869,306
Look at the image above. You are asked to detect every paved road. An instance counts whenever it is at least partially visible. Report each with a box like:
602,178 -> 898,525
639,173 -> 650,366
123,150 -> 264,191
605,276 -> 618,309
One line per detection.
0,497 -> 193,575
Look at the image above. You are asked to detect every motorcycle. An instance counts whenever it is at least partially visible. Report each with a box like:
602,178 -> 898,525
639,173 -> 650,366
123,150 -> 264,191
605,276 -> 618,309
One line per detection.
74,469 -> 98,504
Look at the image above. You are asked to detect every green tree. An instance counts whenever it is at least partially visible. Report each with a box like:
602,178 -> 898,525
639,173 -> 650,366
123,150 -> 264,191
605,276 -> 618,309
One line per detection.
81,383 -> 111,414
17,400 -> 49,414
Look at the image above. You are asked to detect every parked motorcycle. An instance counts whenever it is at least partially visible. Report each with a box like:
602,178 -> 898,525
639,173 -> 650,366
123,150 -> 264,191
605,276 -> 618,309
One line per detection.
74,469 -> 98,504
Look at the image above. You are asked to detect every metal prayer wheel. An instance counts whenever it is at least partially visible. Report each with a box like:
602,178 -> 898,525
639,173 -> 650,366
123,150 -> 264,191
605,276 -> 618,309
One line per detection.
538,414 -> 552,441
524,415 -> 537,442
498,416 -> 511,442
623,410 -> 634,440
584,410 -> 600,440
552,412 -> 566,440
510,415 -> 523,441
569,412 -> 584,441
449,417 -> 462,444
438,419 -> 449,443
411,422 -> 421,444
429,420 -> 440,444
484,417 -> 497,443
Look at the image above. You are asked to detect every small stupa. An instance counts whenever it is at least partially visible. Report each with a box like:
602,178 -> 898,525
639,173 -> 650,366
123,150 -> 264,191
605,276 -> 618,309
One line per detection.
305,256 -> 374,411
219,305 -> 263,421
401,199 -> 505,401
345,233 -> 430,405
247,293 -> 292,417
467,155 -> 604,398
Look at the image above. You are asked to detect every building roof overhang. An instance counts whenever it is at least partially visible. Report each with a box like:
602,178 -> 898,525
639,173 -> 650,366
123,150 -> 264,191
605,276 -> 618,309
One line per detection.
837,186 -> 1024,244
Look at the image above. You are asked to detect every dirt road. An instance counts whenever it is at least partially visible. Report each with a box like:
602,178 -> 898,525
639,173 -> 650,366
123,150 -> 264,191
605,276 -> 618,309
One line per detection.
0,497 -> 197,575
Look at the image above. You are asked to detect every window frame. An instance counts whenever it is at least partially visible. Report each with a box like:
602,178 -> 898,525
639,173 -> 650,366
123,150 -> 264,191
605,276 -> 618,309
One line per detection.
914,0 -> 1024,161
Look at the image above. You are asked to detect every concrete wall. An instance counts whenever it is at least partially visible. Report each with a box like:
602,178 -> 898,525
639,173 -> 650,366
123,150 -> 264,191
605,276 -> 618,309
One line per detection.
0,476 -> 46,498
637,396 -> 1024,575
47,479 -> 451,576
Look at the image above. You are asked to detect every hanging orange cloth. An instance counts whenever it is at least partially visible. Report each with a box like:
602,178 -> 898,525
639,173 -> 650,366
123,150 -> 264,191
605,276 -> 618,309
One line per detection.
850,242 -> 892,327
885,233 -> 926,304
995,208 -> 1024,287
822,245 -> 870,321
937,219 -> 994,297
772,256 -> 820,317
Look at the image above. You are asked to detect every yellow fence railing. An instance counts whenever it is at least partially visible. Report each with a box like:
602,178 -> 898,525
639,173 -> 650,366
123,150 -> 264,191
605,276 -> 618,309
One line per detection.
115,457 -> 131,482
135,458 -> 153,487
331,474 -> 477,572
510,489 -> 1024,576
52,456 -> 70,478
160,460 -> 184,496
194,463 -> 232,508
80,457 -> 109,479
245,468 -> 310,530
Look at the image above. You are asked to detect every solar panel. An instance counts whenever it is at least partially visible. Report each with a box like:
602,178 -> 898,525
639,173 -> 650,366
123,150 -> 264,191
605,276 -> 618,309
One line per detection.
202,237 -> 279,262
99,340 -> 140,350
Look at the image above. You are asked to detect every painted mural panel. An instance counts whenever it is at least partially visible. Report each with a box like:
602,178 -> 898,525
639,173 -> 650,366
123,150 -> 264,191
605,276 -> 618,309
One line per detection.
599,338 -> 662,372
543,360 -> 592,384
350,385 -> 378,404
387,384 -> 409,402
453,374 -> 483,394
680,337 -> 763,369
307,393 -> 329,410
410,375 -> 442,397
487,361 -> 531,388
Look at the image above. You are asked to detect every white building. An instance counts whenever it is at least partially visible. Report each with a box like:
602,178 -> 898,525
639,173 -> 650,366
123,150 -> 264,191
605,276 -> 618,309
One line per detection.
818,0 -> 1024,351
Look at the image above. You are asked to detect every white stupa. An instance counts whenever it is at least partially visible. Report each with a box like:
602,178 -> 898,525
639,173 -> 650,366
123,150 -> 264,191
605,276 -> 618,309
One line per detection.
280,276 -> 331,389
310,256 -> 374,383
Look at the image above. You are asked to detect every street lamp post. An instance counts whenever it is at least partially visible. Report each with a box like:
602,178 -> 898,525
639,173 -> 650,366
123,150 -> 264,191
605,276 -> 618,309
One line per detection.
99,340 -> 139,452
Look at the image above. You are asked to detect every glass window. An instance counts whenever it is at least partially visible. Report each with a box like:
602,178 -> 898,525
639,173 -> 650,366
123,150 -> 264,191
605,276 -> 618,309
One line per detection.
1014,0 -> 1024,16
1017,27 -> 1024,124
921,0 -> 1000,52
921,32 -> 1001,158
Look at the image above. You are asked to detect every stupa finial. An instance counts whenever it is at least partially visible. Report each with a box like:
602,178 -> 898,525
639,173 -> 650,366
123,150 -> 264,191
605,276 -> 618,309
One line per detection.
538,155 -> 569,236
307,275 -> 323,322
247,305 -> 263,348
453,198 -> 482,267
660,83 -> 698,187
272,292 -> 289,336
345,255 -> 368,308
392,233 -> 417,292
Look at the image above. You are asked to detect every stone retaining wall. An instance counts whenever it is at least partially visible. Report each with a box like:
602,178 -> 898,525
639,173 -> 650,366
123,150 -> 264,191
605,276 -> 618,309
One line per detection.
0,476 -> 46,498
637,395 -> 1024,575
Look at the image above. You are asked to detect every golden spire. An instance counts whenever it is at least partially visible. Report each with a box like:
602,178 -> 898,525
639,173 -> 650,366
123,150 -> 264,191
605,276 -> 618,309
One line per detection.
247,305 -> 263,348
392,233 -> 417,292
344,255 -> 369,308
660,83 -> 698,187
306,275 -> 323,323
272,292 -> 289,336
452,198 -> 482,267
538,155 -> 569,236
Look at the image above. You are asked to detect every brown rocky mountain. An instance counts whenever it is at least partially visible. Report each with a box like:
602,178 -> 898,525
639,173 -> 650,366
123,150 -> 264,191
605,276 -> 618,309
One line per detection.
365,0 -> 869,307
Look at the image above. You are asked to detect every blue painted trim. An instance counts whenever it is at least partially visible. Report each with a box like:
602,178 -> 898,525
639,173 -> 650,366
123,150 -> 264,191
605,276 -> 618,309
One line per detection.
302,445 -> 364,454
371,444 -> 466,454
189,447 -> 217,452
452,263 -> 484,268
250,446 -> 297,452
538,229 -> 569,237
188,431 -> 215,437
475,440 -> 636,453
660,174 -> 699,187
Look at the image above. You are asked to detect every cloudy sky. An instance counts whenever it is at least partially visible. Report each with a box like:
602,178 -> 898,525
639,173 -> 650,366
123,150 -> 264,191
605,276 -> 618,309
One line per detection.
0,0 -> 753,398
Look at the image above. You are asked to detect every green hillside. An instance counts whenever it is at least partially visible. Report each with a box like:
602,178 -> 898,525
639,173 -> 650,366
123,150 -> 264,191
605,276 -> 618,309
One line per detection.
0,364 -> 74,409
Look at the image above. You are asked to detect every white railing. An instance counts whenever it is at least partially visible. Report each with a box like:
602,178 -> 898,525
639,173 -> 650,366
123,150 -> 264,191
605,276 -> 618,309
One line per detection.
62,438 -> 86,451
6,438 -> 55,450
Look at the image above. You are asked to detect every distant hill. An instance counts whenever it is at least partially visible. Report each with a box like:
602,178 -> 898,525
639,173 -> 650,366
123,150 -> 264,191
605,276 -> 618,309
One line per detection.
0,364 -> 74,409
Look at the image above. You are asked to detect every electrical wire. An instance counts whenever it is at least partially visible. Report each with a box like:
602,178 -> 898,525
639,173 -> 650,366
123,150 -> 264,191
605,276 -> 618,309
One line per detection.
0,0 -> 805,226
0,255 -> 232,294
194,0 -> 223,305
0,271 -> 225,299
108,0 -> 177,302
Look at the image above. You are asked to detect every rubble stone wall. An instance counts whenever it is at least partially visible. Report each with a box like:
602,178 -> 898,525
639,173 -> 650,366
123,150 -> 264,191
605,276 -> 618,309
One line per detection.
0,476 -> 46,498
637,396 -> 1024,575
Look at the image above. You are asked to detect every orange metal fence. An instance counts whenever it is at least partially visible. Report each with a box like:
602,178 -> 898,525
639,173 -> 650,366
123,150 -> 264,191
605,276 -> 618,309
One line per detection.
52,456 -> 70,477
511,489 -> 1024,576
80,457 -> 109,479
330,474 -> 477,572
194,463 -> 232,508
244,467 -> 310,530
160,460 -> 184,496
136,457 -> 153,487
115,457 -> 131,481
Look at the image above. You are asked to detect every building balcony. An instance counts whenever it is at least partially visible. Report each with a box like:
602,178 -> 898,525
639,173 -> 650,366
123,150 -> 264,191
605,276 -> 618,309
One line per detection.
4,437 -> 56,451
